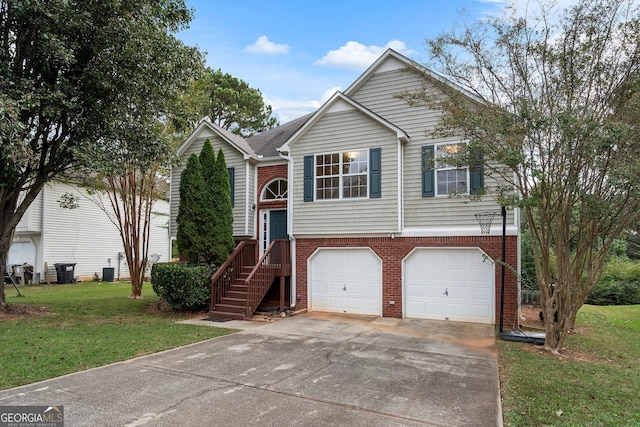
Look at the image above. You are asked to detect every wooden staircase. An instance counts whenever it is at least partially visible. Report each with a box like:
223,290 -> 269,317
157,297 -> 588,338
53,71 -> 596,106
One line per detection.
210,266 -> 253,320
208,240 -> 291,321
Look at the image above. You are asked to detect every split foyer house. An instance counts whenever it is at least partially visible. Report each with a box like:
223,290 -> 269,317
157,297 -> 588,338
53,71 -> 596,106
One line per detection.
170,49 -> 520,325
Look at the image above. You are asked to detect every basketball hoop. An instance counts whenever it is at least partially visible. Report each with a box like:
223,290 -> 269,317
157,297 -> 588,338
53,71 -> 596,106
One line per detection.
475,211 -> 497,235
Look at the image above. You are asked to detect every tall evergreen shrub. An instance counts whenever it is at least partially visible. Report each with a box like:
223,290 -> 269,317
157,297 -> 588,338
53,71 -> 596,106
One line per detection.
211,148 -> 235,264
176,154 -> 208,263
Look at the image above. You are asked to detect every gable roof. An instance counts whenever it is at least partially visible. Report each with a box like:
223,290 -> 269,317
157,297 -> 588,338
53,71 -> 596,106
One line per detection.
345,48 -> 483,104
279,91 -> 410,153
177,117 -> 257,159
247,113 -> 312,158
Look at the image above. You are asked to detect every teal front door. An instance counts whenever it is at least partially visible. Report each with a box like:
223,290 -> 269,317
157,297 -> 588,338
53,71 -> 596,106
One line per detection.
268,210 -> 287,264
269,210 -> 288,242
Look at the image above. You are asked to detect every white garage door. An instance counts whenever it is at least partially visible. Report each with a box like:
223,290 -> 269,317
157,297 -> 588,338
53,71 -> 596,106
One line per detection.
403,248 -> 494,324
309,248 -> 382,315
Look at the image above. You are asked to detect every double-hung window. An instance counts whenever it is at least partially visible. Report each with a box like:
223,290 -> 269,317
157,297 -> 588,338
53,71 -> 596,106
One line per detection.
422,142 -> 483,197
435,143 -> 468,195
304,148 -> 381,202
316,150 -> 368,200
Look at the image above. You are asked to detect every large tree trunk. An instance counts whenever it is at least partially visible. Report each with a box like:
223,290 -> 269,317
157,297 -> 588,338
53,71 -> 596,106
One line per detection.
0,189 -> 36,306
0,238 -> 10,306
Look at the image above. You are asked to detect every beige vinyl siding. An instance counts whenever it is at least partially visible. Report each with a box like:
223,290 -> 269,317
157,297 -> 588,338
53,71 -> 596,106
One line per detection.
292,109 -> 399,235
170,133 -> 250,239
350,67 -> 512,228
42,182 -> 169,279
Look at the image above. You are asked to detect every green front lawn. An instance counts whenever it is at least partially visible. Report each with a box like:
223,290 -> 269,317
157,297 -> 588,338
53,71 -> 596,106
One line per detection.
499,305 -> 640,426
0,282 -> 232,390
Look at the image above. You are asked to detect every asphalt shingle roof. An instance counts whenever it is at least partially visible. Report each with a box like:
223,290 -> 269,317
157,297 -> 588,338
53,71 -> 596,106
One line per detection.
247,113 -> 313,158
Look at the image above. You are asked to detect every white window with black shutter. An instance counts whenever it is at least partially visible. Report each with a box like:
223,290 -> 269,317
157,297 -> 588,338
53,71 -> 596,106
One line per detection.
421,143 -> 483,197
303,148 -> 381,202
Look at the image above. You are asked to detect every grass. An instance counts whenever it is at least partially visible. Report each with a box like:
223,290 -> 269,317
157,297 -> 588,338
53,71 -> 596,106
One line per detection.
499,304 -> 640,426
0,282 -> 233,390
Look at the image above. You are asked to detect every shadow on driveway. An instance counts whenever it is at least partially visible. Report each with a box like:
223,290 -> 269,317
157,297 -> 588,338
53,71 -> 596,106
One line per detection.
0,312 -> 502,426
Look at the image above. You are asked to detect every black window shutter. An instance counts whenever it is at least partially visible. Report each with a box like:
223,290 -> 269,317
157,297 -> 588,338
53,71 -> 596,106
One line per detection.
303,155 -> 314,202
469,148 -> 484,195
369,147 -> 381,198
227,167 -> 235,207
422,146 -> 435,198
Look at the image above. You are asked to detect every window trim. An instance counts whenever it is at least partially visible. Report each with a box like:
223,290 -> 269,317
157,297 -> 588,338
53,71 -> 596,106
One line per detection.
314,149 -> 370,201
261,178 -> 288,201
434,142 -> 470,196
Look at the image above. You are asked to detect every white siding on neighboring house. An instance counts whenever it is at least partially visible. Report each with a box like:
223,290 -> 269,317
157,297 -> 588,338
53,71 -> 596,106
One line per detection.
170,132 -> 253,240
349,64 -> 515,232
10,181 -> 170,282
291,109 -> 400,235
15,191 -> 43,233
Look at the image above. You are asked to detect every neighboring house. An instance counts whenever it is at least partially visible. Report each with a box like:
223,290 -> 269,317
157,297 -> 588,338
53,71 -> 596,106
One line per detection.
9,181 -> 170,283
170,49 -> 520,325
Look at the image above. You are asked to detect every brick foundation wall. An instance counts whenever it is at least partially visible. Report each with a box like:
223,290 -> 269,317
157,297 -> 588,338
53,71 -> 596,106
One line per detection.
294,235 -> 518,325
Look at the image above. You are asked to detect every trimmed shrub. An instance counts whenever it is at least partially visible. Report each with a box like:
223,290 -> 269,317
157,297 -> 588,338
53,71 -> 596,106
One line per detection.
587,281 -> 640,306
587,258 -> 640,305
151,262 -> 215,311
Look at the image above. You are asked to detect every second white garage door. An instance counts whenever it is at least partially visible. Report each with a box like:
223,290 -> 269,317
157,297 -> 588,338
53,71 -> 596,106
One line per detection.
309,248 -> 382,315
403,248 -> 495,324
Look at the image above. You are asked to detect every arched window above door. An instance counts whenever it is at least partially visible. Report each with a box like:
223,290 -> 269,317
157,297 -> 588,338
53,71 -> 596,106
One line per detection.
261,178 -> 288,201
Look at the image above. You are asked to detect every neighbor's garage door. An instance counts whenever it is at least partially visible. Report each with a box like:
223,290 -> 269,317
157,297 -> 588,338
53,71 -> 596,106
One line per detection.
403,248 -> 494,324
309,248 -> 382,315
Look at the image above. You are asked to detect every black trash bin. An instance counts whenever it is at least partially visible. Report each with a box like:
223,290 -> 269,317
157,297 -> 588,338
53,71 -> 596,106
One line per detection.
54,263 -> 77,284
102,267 -> 115,282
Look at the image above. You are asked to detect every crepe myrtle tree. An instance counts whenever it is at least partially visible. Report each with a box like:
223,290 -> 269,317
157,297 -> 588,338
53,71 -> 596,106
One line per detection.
0,0 -> 203,304
403,0 -> 640,352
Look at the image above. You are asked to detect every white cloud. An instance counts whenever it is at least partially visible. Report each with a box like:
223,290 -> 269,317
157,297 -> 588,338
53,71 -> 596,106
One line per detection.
244,36 -> 290,54
309,86 -> 341,108
315,40 -> 416,70
267,86 -> 342,123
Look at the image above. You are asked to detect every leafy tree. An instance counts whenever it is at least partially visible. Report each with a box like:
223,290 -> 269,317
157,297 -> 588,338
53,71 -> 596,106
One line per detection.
197,68 -> 278,137
409,0 -> 640,352
210,149 -> 235,265
0,0 -> 201,305
176,154 -> 208,263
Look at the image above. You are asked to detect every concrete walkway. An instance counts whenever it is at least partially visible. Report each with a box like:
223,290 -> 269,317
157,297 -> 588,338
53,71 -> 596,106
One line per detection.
0,313 -> 503,426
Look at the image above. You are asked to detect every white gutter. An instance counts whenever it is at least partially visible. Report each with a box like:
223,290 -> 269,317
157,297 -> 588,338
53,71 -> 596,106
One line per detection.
397,138 -> 403,233
244,158 -> 251,237
40,185 -> 46,279
279,149 -> 296,309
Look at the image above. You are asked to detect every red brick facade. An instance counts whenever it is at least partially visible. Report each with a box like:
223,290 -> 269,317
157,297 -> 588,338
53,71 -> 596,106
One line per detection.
294,235 -> 518,324
256,164 -> 288,211
255,164 -> 288,258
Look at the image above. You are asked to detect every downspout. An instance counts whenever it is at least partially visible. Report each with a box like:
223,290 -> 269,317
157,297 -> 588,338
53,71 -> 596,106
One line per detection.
397,138 -> 403,233
40,185 -> 46,281
279,150 -> 296,309
244,157 -> 251,237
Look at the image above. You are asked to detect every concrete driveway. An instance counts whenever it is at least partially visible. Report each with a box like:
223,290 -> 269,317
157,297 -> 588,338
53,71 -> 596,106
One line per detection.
0,313 -> 502,426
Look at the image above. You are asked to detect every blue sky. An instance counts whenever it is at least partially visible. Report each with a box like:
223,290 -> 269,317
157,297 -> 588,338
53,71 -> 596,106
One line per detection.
176,0 -> 507,123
